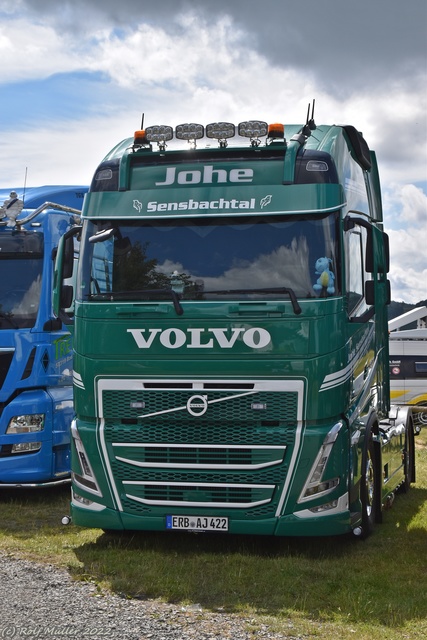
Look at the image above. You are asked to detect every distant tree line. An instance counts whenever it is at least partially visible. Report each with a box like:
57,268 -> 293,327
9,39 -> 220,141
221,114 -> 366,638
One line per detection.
388,299 -> 427,326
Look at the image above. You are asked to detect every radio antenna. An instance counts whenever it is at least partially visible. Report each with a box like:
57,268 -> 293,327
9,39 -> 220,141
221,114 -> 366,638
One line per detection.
301,99 -> 317,138
308,99 -> 316,130
22,167 -> 28,205
140,113 -> 145,130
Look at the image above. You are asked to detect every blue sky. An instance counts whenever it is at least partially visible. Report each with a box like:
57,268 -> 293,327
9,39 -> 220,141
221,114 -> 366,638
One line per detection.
0,0 -> 426,303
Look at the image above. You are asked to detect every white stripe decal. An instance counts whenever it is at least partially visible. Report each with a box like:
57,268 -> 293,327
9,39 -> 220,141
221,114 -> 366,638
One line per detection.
319,325 -> 374,392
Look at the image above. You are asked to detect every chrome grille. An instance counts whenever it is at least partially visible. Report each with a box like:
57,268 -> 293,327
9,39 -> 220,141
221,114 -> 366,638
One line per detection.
100,379 -> 301,517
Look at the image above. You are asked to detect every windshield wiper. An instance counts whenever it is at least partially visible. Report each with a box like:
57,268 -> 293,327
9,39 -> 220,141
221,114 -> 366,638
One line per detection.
202,287 -> 302,315
90,288 -> 184,315
0,312 -> 19,328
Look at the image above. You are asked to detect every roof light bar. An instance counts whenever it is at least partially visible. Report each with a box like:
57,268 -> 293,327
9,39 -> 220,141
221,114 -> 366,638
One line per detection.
206,122 -> 235,143
132,119 -> 279,151
145,125 -> 173,149
175,123 -> 204,141
238,120 -> 268,139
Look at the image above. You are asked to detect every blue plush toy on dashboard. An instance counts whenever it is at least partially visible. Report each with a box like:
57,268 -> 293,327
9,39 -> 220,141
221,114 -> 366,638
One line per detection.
313,257 -> 335,295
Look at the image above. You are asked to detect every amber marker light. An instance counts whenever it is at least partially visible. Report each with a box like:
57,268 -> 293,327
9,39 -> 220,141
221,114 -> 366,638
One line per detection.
267,123 -> 285,139
133,129 -> 148,146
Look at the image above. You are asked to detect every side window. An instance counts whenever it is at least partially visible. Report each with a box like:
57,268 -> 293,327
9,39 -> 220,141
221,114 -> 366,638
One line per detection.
91,239 -> 114,295
415,362 -> 427,376
76,226 -> 113,300
345,223 -> 371,318
63,235 -> 80,313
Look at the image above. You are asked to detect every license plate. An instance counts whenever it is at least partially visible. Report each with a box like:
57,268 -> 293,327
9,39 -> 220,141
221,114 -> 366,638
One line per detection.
166,515 -> 228,531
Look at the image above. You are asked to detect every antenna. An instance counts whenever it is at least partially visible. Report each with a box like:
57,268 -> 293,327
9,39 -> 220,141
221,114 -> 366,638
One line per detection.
300,99 -> 317,138
140,113 -> 145,130
305,102 -> 311,126
22,167 -> 28,205
308,99 -> 316,130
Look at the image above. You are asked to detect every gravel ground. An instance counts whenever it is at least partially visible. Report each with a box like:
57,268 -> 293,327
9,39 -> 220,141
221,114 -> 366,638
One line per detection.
0,552 -> 297,640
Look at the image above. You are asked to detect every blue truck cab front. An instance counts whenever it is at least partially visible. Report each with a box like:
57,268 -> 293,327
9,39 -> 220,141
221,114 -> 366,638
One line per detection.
0,185 -> 87,486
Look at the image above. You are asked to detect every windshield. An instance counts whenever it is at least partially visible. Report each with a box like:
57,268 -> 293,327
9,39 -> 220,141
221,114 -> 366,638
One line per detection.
0,232 -> 43,329
77,213 -> 340,303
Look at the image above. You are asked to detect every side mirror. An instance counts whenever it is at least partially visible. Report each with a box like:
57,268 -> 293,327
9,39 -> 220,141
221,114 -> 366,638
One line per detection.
365,279 -> 390,307
365,280 -> 375,306
63,235 -> 75,279
53,225 -> 82,325
383,232 -> 390,274
61,285 -> 74,309
344,215 -> 374,273
385,279 -> 391,305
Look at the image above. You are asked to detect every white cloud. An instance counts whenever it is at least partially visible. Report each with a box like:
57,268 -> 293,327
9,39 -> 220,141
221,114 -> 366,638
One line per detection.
398,185 -> 427,224
388,262 -> 427,304
84,14 -> 316,123
384,184 -> 427,303
0,116 -> 137,186
0,20 -> 83,82
388,226 -> 427,303
0,5 -> 425,305
383,183 -> 427,227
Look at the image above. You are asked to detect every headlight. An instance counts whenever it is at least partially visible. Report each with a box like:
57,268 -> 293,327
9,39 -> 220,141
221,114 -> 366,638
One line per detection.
6,414 -> 45,434
71,420 -> 102,496
11,442 -> 41,454
298,422 -> 342,503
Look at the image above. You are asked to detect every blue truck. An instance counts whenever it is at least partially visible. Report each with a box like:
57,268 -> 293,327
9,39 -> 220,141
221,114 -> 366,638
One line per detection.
0,185 -> 87,486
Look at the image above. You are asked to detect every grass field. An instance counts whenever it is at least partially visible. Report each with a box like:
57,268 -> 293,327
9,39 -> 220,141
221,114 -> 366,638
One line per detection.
0,431 -> 426,639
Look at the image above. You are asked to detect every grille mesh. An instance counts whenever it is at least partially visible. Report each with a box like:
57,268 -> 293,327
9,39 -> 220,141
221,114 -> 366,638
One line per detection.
103,389 -> 297,423
101,385 -> 299,518
107,421 -> 294,445
125,484 -> 272,505
113,444 -> 284,467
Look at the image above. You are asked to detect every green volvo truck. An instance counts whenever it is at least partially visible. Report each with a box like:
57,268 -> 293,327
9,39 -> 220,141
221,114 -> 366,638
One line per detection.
55,114 -> 415,537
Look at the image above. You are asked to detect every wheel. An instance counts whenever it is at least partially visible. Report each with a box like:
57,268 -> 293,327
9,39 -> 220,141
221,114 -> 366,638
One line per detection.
360,426 -> 382,537
413,406 -> 427,435
402,418 -> 416,492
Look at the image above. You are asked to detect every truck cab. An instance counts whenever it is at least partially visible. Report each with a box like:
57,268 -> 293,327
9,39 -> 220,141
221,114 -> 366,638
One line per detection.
0,185 -> 87,486
53,116 -> 415,536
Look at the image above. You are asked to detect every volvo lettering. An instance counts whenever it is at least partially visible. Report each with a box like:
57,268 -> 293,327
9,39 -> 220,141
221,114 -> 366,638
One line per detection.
127,327 -> 272,350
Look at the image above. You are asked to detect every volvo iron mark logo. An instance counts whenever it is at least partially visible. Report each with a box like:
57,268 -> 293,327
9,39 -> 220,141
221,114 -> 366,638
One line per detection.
186,394 -> 208,417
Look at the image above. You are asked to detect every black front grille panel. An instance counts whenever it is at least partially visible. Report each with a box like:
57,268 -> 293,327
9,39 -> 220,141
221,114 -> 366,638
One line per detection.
0,351 -> 14,389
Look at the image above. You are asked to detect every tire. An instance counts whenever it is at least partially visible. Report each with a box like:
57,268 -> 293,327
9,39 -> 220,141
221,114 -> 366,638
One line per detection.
402,418 -> 416,492
413,407 -> 427,435
360,425 -> 382,537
